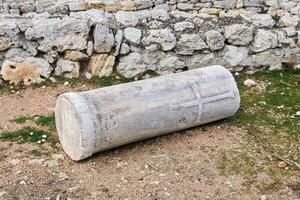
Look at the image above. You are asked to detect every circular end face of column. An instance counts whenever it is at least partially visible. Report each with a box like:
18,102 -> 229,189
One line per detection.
55,93 -> 94,161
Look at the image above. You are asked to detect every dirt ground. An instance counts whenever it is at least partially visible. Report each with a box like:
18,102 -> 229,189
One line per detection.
0,84 -> 299,200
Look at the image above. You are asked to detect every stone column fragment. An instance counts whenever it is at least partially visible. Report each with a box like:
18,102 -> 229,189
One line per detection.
55,65 -> 240,161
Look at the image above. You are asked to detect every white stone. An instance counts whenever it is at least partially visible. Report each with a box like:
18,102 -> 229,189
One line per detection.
213,0 -> 236,9
205,30 -> 225,51
115,11 -> 140,27
251,14 -> 276,27
222,45 -> 252,67
55,58 -> 80,78
25,18 -> 89,53
244,79 -> 257,87
157,55 -> 186,74
93,24 -> 115,53
55,65 -> 240,160
114,30 -> 123,56
252,29 -> 278,53
174,21 -> 195,32
177,3 -> 193,11
224,24 -> 254,46
184,53 -> 217,69
124,27 -> 142,45
176,34 -> 208,55
120,43 -> 131,55
118,52 -> 147,78
280,14 -> 299,27
143,29 -> 176,51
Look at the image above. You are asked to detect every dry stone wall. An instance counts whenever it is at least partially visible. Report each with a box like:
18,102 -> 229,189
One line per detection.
0,0 -> 299,85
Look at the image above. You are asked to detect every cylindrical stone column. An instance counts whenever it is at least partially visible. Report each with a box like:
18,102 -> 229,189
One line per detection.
55,65 -> 240,161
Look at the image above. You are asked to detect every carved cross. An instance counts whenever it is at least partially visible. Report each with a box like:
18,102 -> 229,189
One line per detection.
170,80 -> 235,123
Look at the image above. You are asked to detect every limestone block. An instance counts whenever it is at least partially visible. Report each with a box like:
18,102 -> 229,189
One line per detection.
118,52 -> 147,78
55,65 -> 240,160
93,24 -> 115,53
1,57 -> 52,85
142,29 -> 176,51
176,34 -> 208,55
88,54 -> 115,77
25,18 -> 90,53
252,29 -> 278,53
205,30 -> 225,51
64,51 -> 89,62
124,27 -> 142,45
224,24 -> 254,46
55,58 -> 80,78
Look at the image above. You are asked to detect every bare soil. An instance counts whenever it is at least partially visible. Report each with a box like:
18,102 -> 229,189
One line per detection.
0,84 -> 299,200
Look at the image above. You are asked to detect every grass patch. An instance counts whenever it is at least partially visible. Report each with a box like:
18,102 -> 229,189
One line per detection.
34,115 -> 56,130
89,74 -> 134,87
218,66 -> 300,190
12,115 -> 32,124
0,127 -> 50,144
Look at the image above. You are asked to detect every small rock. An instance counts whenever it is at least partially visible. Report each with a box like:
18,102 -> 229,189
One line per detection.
260,195 -> 268,200
295,111 -> 300,116
0,191 -> 6,199
59,172 -> 69,181
9,159 -> 20,166
277,161 -> 287,168
52,154 -> 65,161
19,180 -> 27,185
88,54 -> 115,77
64,51 -> 89,62
244,79 -> 257,87
44,159 -> 59,168
124,27 -> 142,45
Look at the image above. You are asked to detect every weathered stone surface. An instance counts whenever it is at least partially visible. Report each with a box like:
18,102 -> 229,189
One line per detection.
252,29 -> 278,53
55,66 -> 240,160
174,21 -> 195,32
115,11 -> 140,26
70,10 -> 111,25
176,34 -> 208,55
55,58 -> 80,78
157,55 -> 185,74
177,3 -> 193,11
224,25 -> 253,46
1,57 -> 52,85
184,53 -> 217,69
205,30 -> 225,51
118,52 -> 147,78
64,51 -> 89,62
252,48 -> 286,67
0,20 -> 21,51
114,30 -> 123,56
279,14 -> 299,27
69,2 -> 87,11
134,0 -> 153,10
120,43 -> 131,55
142,29 -> 176,51
213,0 -> 236,9
124,27 -> 142,45
25,18 -> 90,53
221,45 -> 252,67
4,48 -> 32,59
242,0 -> 263,7
251,14 -> 276,27
88,54 -> 115,77
44,50 -> 59,64
93,24 -> 115,53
